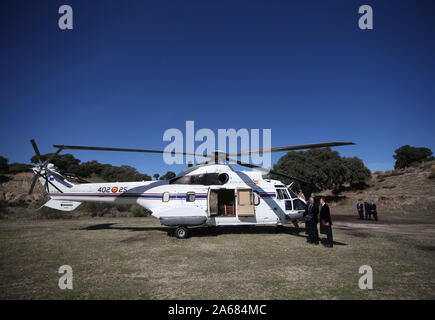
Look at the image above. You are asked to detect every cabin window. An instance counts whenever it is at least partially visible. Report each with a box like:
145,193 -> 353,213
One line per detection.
186,192 -> 196,202
253,191 -> 260,205
162,192 -> 170,202
285,200 -> 293,211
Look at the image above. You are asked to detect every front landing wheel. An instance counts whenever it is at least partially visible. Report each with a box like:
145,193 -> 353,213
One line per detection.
175,226 -> 188,239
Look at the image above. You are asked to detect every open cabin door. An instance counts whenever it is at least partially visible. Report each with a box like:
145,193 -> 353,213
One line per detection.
237,188 -> 256,217
208,188 -> 236,217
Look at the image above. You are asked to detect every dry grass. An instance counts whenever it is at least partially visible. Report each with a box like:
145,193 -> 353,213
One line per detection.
0,216 -> 434,300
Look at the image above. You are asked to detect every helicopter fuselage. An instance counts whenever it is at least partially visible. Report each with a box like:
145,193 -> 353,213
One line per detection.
43,164 -> 306,227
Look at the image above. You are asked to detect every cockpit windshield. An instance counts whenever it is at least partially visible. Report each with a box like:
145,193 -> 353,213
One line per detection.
287,188 -> 298,199
276,189 -> 290,199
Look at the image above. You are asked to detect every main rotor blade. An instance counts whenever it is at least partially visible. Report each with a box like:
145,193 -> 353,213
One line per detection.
226,157 -> 309,184
228,142 -> 355,157
53,145 -> 212,158
30,139 -> 41,162
28,174 -> 39,195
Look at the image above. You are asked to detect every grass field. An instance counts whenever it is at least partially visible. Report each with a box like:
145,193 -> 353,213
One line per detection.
0,215 -> 434,299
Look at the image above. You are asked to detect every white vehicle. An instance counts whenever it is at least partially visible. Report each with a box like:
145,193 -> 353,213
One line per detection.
28,140 -> 354,238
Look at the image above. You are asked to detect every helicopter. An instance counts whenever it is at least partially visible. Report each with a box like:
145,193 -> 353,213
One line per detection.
28,139 -> 354,238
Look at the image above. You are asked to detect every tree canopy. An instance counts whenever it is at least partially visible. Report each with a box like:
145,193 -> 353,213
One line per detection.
393,145 -> 433,169
271,148 -> 371,199
159,171 -> 176,180
30,153 -> 151,182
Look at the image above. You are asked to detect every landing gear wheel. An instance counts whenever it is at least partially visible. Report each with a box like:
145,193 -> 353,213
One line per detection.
175,226 -> 188,239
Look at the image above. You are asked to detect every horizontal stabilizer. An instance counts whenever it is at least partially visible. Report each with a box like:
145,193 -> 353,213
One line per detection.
42,199 -> 82,211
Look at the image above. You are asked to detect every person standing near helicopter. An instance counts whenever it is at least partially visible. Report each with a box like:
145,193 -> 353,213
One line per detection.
319,197 -> 333,248
304,196 -> 319,245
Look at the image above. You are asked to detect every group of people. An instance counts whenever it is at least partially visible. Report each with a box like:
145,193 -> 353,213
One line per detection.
356,200 -> 378,221
304,197 -> 334,248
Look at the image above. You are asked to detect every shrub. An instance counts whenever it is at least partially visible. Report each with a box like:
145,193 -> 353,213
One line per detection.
79,202 -> 100,216
114,203 -> 132,212
131,204 -> 149,217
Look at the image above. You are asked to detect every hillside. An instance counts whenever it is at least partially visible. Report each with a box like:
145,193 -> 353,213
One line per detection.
319,161 -> 435,219
0,172 -> 45,204
0,172 -> 108,205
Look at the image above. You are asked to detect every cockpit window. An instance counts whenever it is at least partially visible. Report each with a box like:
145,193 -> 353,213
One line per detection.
287,188 -> 298,199
293,199 -> 306,210
276,188 -> 290,199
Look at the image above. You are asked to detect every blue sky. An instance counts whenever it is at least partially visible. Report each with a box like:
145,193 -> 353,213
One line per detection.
1,0 -> 434,176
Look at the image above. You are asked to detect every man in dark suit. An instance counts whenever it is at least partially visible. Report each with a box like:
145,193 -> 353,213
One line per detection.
319,197 -> 333,248
357,200 -> 364,220
364,201 -> 371,220
371,201 -> 378,221
304,197 -> 319,245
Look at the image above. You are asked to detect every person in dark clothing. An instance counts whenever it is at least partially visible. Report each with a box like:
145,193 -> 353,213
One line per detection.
357,200 -> 364,220
364,201 -> 371,220
370,202 -> 378,221
304,197 -> 319,245
319,197 -> 333,248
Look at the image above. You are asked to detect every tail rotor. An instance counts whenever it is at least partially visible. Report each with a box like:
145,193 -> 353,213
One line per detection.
28,139 -> 64,194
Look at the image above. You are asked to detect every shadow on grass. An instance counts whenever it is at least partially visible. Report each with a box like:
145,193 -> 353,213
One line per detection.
79,223 -> 347,245
319,238 -> 347,247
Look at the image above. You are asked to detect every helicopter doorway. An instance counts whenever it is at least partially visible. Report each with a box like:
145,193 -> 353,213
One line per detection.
208,189 -> 236,217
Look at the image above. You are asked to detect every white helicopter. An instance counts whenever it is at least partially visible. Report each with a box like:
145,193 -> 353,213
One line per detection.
28,140 -> 354,238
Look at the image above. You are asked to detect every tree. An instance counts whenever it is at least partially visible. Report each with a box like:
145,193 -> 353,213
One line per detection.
30,153 -> 80,173
343,157 -> 371,187
0,156 -> 8,174
160,171 -> 176,180
29,153 -> 152,182
78,160 -> 105,177
393,145 -> 433,169
271,148 -> 371,199
153,173 -> 160,180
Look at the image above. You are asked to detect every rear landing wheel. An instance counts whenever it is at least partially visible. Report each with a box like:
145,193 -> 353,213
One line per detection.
175,226 -> 188,239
